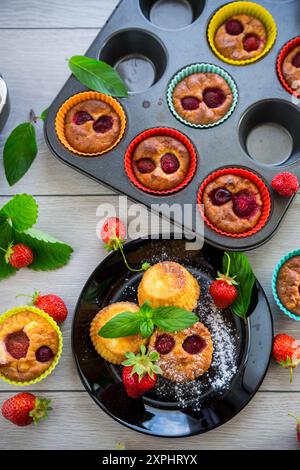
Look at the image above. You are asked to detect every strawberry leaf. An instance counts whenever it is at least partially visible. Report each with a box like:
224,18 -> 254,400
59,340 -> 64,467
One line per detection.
98,311 -> 141,338
223,252 -> 256,320
153,307 -> 198,332
13,228 -> 73,271
0,194 -> 38,232
0,221 -> 15,279
3,122 -> 38,186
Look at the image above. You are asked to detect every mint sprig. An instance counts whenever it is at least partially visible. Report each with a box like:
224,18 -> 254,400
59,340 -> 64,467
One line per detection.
68,55 -> 128,98
0,194 -> 73,279
98,300 -> 198,339
223,252 -> 256,321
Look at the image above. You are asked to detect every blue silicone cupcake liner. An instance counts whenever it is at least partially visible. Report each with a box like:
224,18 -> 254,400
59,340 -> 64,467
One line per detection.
272,250 -> 300,321
167,63 -> 238,129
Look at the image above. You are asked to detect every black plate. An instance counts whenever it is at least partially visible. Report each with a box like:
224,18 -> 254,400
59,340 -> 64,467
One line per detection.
45,0 -> 300,252
72,236 -> 273,437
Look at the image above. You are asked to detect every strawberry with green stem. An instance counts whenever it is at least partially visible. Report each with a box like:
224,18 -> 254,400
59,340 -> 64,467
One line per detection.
122,345 -> 162,398
101,217 -> 150,272
2,392 -> 51,427
1,243 -> 34,269
210,252 -> 238,309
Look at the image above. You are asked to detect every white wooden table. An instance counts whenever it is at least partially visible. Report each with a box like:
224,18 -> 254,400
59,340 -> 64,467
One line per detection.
0,0 -> 299,450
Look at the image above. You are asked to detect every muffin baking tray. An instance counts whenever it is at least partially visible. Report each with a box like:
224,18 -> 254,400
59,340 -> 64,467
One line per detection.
45,0 -> 300,251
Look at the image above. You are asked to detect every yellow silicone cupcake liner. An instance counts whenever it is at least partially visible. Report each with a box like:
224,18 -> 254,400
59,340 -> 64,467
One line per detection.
208,1 -> 277,66
0,306 -> 63,386
55,91 -> 127,157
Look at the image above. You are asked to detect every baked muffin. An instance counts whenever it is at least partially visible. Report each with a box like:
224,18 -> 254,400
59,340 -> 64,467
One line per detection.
64,99 -> 121,154
214,14 -> 267,61
148,322 -> 213,382
172,73 -> 233,125
90,302 -> 146,364
138,261 -> 200,311
276,255 -> 300,316
0,310 -> 59,383
282,45 -> 300,92
203,173 -> 263,234
132,136 -> 191,192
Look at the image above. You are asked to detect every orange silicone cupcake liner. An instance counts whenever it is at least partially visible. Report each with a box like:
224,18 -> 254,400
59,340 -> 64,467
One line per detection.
277,37 -> 300,99
197,167 -> 271,239
55,91 -> 127,157
124,128 -> 197,195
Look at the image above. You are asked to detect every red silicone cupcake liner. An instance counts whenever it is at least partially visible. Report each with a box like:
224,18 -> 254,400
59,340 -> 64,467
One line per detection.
277,37 -> 300,99
197,167 -> 271,239
124,128 -> 197,195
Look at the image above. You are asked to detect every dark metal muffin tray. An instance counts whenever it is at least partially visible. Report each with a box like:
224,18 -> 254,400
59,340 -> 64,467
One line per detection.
45,0 -> 300,251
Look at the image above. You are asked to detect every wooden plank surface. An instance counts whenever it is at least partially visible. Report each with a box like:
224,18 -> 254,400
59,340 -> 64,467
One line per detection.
0,0 -> 299,450
0,392 -> 299,450
1,0 -> 118,28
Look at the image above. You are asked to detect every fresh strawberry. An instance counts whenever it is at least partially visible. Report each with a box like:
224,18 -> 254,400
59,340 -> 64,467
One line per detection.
272,172 -> 299,197
122,345 -> 162,399
100,217 -> 150,272
4,243 -> 33,269
209,252 -> 238,309
1,392 -> 51,427
273,333 -> 300,383
289,413 -> 300,442
101,217 -> 126,251
32,291 -> 68,324
210,280 -> 238,309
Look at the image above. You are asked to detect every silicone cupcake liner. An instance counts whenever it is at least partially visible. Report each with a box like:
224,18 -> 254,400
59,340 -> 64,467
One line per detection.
55,91 -> 127,157
0,306 -> 63,386
124,127 -> 197,195
167,63 -> 238,129
277,37 -> 300,99
208,1 -> 277,66
197,167 -> 272,238
272,250 -> 300,322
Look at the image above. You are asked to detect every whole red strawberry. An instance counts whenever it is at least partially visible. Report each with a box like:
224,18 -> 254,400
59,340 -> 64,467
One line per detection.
289,413 -> 300,442
273,333 -> 300,383
272,172 -> 299,197
100,217 -> 150,272
209,252 -> 238,309
122,346 -> 162,399
2,392 -> 51,426
101,217 -> 126,250
5,243 -> 33,269
32,291 -> 68,324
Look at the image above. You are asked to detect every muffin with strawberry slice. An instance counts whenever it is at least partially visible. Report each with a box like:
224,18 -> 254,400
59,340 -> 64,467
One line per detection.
0,309 -> 60,383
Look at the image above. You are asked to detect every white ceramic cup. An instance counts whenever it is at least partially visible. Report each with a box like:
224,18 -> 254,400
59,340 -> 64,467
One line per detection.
0,76 -> 8,114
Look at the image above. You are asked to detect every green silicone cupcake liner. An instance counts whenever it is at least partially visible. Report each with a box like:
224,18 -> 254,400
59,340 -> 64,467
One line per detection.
167,63 -> 239,129
272,250 -> 300,322
0,306 -> 63,385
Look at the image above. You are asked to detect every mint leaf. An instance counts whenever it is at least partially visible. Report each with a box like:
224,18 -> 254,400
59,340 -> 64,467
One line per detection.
40,108 -> 48,121
98,311 -> 141,338
139,300 -> 153,316
223,252 -> 256,320
153,307 -> 198,332
0,194 -> 38,232
0,221 -> 15,279
4,122 -> 38,186
140,319 -> 154,338
68,55 -> 128,98
14,228 -> 73,271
